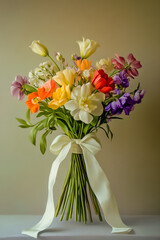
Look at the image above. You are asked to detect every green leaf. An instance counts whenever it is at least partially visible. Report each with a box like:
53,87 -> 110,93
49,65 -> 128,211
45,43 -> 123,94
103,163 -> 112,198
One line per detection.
18,124 -> 31,128
40,130 -> 50,154
26,109 -> 31,124
29,125 -> 39,145
24,84 -> 37,93
57,119 -> 69,134
99,126 -> 109,138
90,116 -> 99,126
16,118 -> 28,125
83,124 -> 91,135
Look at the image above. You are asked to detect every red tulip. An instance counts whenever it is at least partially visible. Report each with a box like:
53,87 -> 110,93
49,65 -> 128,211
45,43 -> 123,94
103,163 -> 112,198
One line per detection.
91,69 -> 115,94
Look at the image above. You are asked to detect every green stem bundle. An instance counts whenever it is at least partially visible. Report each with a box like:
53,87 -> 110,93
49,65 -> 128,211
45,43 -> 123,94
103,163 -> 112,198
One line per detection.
55,153 -> 102,223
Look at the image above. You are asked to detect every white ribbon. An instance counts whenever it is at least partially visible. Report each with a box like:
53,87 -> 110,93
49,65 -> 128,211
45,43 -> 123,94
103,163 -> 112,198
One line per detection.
22,133 -> 132,238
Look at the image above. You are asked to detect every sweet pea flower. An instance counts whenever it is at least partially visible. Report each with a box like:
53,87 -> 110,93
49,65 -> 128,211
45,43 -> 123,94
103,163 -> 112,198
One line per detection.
77,37 -> 99,59
30,40 -> 49,57
113,70 -> 129,88
105,93 -> 134,116
65,83 -> 105,124
11,75 -> 29,100
91,69 -> 115,94
133,89 -> 145,104
48,85 -> 71,110
53,68 -> 75,87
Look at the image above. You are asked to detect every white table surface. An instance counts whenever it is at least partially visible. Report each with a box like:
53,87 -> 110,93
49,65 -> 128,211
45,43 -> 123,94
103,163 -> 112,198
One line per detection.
0,215 -> 160,239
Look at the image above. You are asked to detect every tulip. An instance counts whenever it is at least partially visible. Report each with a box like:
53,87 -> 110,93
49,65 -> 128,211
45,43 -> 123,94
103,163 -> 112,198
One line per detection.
48,85 -> 71,110
91,69 -> 115,94
53,68 -> 75,87
96,58 -> 114,73
75,59 -> 92,71
30,40 -> 49,57
77,37 -> 99,59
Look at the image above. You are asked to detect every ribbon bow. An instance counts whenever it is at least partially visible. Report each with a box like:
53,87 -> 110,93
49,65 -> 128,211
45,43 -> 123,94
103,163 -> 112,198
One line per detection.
22,133 -> 132,238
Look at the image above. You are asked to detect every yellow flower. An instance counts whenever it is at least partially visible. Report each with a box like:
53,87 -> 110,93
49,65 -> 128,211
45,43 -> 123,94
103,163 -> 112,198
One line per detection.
75,59 -> 92,71
96,58 -> 114,73
29,40 -> 49,57
53,68 -> 75,87
77,37 -> 99,59
48,85 -> 71,110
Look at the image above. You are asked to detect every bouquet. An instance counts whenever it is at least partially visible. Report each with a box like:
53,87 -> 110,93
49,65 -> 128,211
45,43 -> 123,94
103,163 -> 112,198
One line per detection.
11,38 -> 145,238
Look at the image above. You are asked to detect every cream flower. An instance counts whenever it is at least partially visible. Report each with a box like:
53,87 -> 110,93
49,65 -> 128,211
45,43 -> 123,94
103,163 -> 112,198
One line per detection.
77,37 -> 99,59
65,83 -> 105,124
53,68 -> 75,87
96,58 -> 114,73
30,40 -> 49,57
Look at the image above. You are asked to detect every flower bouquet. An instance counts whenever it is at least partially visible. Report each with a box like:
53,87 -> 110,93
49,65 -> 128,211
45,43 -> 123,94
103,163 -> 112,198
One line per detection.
11,38 -> 145,238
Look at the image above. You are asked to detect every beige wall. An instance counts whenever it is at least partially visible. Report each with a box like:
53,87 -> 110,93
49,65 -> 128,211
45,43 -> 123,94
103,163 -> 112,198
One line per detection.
0,0 -> 160,215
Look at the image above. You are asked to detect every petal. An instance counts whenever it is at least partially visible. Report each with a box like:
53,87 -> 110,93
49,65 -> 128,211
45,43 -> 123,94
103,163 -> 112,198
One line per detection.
131,68 -> 138,76
71,85 -> 81,100
79,110 -> 93,124
131,60 -> 142,69
91,103 -> 103,116
81,83 -> 91,97
127,53 -> 136,63
64,100 -> 78,111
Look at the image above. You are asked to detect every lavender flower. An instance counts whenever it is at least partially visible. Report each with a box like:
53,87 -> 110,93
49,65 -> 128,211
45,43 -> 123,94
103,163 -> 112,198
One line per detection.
113,70 -> 129,88
133,89 -> 145,104
105,93 -> 134,116
11,75 -> 29,100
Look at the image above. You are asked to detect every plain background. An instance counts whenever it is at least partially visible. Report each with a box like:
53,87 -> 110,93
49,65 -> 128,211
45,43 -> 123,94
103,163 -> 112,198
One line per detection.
0,0 -> 160,216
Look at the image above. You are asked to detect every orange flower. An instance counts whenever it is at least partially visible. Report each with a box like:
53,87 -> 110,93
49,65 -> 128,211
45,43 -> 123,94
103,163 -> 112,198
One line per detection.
75,59 -> 92,71
26,91 -> 41,114
39,79 -> 57,98
26,79 -> 56,114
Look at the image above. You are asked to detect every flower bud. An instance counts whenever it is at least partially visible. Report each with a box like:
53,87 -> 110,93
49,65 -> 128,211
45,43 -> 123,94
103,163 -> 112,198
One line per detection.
30,40 -> 49,57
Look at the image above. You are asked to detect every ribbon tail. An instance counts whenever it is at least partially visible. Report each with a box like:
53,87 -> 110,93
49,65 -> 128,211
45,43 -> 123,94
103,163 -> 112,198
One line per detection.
22,143 -> 72,238
82,148 -> 132,233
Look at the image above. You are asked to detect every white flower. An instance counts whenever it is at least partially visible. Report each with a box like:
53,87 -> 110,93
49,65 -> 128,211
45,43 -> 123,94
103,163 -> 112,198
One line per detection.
77,37 -> 99,59
65,83 -> 105,124
28,61 -> 57,87
29,40 -> 49,57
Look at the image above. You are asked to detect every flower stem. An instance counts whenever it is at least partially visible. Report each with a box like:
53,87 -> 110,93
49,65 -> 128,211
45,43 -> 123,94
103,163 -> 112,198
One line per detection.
47,55 -> 60,71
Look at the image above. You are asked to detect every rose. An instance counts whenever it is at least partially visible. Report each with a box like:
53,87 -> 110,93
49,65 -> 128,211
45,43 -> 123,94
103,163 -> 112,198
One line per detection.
91,69 -> 115,94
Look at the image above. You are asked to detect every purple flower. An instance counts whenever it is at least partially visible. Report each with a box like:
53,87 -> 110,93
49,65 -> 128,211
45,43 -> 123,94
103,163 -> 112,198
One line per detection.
113,70 -> 129,88
133,89 -> 145,104
105,93 -> 134,116
11,75 -> 29,100
120,93 -> 134,115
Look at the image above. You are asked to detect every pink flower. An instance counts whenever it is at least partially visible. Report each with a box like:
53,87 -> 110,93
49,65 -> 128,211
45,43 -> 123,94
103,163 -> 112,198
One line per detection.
126,53 -> 142,78
112,54 -> 125,70
112,53 -> 142,79
11,75 -> 29,100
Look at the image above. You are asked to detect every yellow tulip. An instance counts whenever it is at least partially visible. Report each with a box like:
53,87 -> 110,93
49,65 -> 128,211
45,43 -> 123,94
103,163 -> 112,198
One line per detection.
96,58 -> 114,73
77,37 -> 99,59
53,68 -> 75,87
30,40 -> 49,57
48,85 -> 71,110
